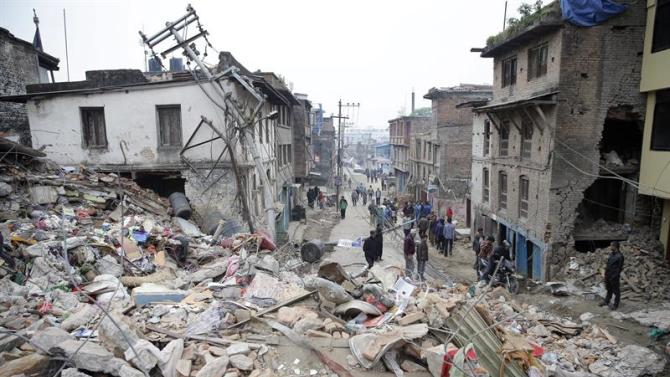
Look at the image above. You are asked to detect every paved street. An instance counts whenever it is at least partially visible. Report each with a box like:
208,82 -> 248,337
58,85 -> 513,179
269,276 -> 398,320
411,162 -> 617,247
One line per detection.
326,170 -> 478,285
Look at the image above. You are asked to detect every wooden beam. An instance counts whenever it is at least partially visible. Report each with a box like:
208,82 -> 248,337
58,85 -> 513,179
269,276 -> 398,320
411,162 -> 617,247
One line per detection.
485,112 -> 501,131
522,106 -> 544,135
504,110 -> 522,132
534,104 -> 548,125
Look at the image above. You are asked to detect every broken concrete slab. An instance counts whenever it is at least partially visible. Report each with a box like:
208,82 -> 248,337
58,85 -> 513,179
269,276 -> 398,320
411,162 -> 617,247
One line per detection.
226,342 -> 250,356
229,354 -> 254,371
54,339 -> 144,377
195,355 -> 229,377
61,368 -> 92,377
29,185 -> 58,204
0,353 -> 49,377
61,304 -> 100,331
31,326 -> 74,353
588,345 -> 665,377
131,283 -> 186,305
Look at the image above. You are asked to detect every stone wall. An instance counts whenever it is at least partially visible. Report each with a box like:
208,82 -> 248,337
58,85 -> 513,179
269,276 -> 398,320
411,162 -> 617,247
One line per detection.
0,29 -> 41,145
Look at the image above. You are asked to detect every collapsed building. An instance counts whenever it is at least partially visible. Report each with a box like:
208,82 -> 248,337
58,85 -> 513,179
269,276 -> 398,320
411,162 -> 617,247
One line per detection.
0,52 -> 312,243
470,0 -> 651,281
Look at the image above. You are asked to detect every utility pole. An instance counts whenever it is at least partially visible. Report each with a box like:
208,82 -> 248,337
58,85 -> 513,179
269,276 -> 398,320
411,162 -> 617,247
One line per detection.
140,5 -> 277,239
332,100 -> 359,206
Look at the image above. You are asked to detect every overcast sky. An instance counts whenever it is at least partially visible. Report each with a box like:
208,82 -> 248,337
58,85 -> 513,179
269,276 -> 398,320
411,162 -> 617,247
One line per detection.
1,0 -> 528,127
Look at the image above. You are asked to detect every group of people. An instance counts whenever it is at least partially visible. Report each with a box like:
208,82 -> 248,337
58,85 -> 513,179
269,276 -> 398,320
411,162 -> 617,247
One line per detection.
306,186 -> 325,209
471,228 -> 511,283
364,168 -> 383,184
351,185 -> 383,206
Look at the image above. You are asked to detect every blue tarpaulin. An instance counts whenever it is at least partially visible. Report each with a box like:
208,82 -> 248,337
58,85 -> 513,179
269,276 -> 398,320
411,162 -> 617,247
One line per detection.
560,0 -> 627,26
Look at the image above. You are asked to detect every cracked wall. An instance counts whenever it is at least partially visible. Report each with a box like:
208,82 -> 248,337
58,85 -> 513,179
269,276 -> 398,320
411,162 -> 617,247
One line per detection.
547,0 -> 646,272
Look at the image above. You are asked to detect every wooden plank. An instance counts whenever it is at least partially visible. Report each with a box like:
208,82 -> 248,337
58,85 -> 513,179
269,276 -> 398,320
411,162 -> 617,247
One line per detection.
522,106 -> 544,134
227,290 -> 317,329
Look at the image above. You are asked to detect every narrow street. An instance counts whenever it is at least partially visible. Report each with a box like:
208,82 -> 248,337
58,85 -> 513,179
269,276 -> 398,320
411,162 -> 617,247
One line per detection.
326,170 -> 478,285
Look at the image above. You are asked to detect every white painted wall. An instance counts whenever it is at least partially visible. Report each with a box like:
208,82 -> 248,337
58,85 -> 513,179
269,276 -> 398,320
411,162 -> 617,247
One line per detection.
27,80 -> 275,169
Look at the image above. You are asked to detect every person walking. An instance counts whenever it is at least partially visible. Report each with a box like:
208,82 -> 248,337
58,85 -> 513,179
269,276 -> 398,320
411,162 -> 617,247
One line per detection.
363,230 -> 376,269
362,189 -> 367,205
418,215 -> 429,238
414,202 -> 422,223
421,201 -> 432,218
403,214 -> 413,236
404,229 -> 416,278
435,217 -> 445,253
375,188 -> 382,205
600,241 -> 624,310
483,239 -> 511,283
374,224 -> 384,261
367,186 -> 374,202
417,233 -> 429,281
427,213 -> 436,246
443,217 -> 456,256
472,228 -> 484,271
351,190 -> 358,207
338,196 -> 348,219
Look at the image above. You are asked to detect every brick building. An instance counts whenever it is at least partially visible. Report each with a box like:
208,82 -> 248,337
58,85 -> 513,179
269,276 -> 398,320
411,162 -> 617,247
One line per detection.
423,85 -> 492,219
471,0 -> 649,280
0,26 -> 59,145
388,116 -> 431,195
311,116 -> 335,185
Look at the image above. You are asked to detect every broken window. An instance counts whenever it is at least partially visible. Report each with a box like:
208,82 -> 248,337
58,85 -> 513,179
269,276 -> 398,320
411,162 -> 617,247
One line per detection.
502,56 -> 517,87
652,0 -> 670,53
157,105 -> 182,148
80,107 -> 107,148
527,43 -> 548,80
483,120 -> 491,156
521,118 -> 533,159
499,171 -> 507,210
519,176 -> 529,219
500,121 -> 510,156
651,89 -> 670,151
483,168 -> 489,202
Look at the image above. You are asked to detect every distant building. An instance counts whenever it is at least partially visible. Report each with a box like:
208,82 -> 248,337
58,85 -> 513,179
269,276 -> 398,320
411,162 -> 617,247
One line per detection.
388,116 -> 431,195
0,22 -> 59,145
471,0 -> 648,281
638,0 -> 670,259
312,116 -> 335,185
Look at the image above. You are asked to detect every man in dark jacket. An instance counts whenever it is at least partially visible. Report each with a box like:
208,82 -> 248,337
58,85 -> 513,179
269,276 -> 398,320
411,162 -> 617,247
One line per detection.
416,233 -> 429,281
363,230 -> 376,269
418,216 -> 429,238
600,241 -> 624,310
374,224 -> 384,261
434,218 -> 445,253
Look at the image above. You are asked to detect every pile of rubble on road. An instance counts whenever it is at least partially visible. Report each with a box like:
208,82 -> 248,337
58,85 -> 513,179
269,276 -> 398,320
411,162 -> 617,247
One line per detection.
0,159 -> 666,377
559,236 -> 670,303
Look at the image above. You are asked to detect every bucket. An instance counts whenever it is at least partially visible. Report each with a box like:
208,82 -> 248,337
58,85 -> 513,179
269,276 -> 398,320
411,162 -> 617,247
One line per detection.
168,192 -> 192,220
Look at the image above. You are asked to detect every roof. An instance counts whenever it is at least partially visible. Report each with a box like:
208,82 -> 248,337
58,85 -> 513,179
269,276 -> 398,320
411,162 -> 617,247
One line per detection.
387,115 -> 431,123
456,99 -> 491,109
473,91 -> 558,112
424,84 -> 493,99
480,1 -> 562,58
0,27 -> 59,71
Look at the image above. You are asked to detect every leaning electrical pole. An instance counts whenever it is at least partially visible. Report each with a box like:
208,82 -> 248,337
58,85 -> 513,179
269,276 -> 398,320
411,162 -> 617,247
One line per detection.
140,5 -> 277,239
333,100 -> 359,205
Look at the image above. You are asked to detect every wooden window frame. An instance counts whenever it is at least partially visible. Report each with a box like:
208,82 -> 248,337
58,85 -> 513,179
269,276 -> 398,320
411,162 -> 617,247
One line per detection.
502,56 -> 517,87
652,0 -> 670,53
499,171 -> 508,210
499,121 -> 510,156
521,119 -> 533,159
651,89 -> 670,151
519,176 -> 529,219
483,120 -> 491,156
483,168 -> 490,203
527,43 -> 548,81
80,107 -> 108,149
156,105 -> 182,149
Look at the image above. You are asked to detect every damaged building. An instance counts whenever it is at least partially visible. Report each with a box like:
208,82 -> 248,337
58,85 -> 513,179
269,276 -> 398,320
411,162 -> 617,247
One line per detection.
310,115 -> 336,185
423,84 -> 492,219
0,20 -> 59,146
0,52 -> 308,240
470,0 -> 650,281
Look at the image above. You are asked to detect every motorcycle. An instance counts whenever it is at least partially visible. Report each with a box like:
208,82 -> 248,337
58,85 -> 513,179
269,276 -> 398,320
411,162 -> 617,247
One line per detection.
479,257 -> 520,294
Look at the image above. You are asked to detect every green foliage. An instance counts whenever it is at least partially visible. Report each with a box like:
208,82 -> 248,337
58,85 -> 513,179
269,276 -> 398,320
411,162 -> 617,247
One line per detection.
486,0 -> 555,48
410,107 -> 432,117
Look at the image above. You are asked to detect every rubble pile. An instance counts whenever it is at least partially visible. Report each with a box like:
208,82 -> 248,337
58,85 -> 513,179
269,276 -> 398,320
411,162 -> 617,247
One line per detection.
561,239 -> 670,302
479,288 -> 666,377
0,164 -> 665,377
